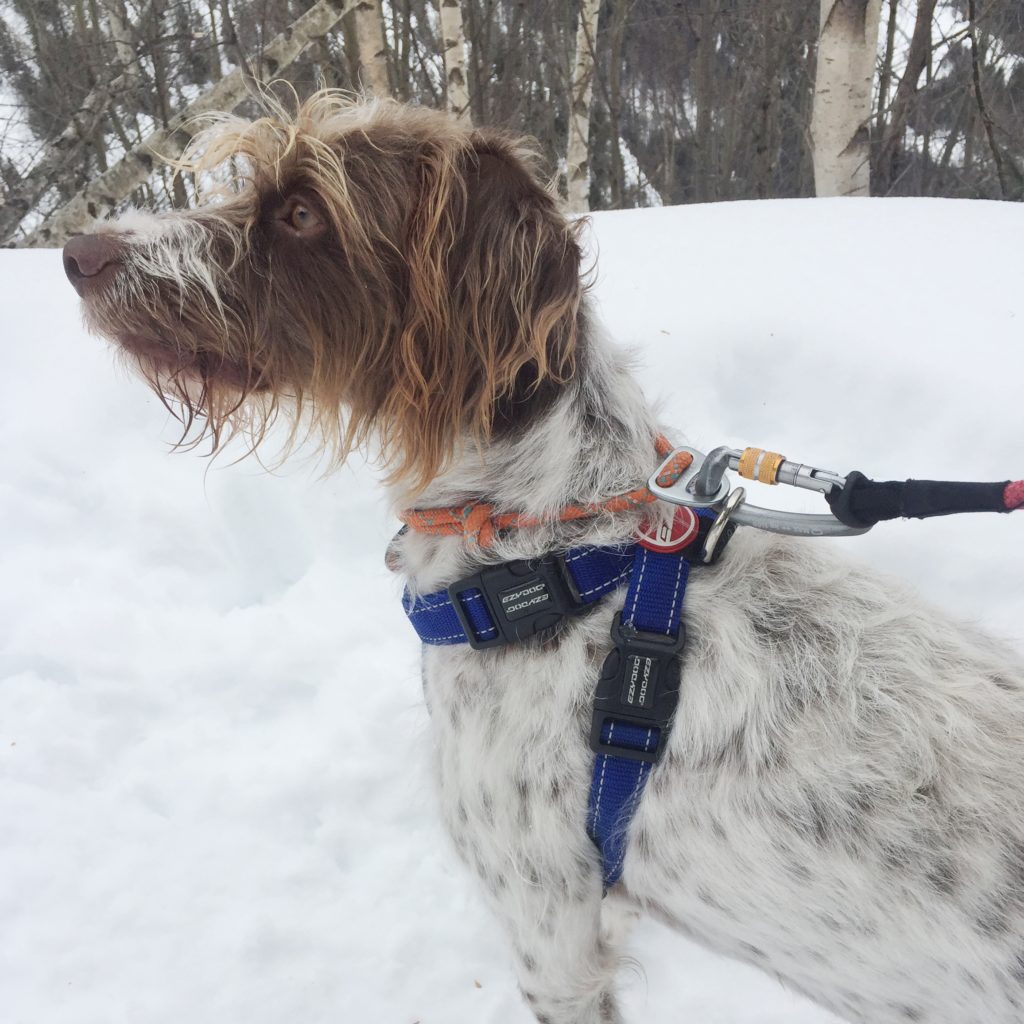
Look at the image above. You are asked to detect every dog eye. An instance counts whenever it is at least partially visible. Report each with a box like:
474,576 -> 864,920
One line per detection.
291,204 -> 316,229
278,196 -> 324,238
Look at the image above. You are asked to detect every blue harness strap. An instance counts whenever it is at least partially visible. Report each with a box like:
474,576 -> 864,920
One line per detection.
586,526 -> 698,888
403,544 -> 635,647
398,507 -> 715,891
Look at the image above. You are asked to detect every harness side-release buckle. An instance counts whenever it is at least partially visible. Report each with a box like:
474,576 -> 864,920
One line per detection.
589,612 -> 686,764
448,554 -> 583,650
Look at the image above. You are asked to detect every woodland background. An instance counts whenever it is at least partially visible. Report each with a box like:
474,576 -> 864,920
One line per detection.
0,0 -> 1022,247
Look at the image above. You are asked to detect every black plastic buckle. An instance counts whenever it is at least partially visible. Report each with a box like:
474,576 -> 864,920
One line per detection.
447,554 -> 584,650
589,612 -> 686,764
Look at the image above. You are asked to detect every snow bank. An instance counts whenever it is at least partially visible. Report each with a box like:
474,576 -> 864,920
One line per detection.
1,198 -> 1021,1024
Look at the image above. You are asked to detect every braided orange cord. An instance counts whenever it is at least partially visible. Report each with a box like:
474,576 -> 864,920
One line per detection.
463,502 -> 499,547
400,435 -> 691,548
654,448 -> 693,488
653,434 -> 675,459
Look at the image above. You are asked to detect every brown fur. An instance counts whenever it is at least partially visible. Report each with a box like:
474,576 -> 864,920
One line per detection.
75,94 -> 585,492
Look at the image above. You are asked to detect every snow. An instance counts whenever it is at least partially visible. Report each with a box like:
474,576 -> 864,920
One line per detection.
2,197 -> 1022,1024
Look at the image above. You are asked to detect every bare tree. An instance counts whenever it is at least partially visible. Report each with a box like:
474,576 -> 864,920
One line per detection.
21,0 -> 353,247
346,0 -> 391,96
874,0 -> 939,195
966,0 -> 1019,199
0,67 -> 134,243
604,0 -> 628,208
103,0 -> 141,82
810,0 -> 883,196
4,0 -> 1024,245
566,0 -> 601,213
693,0 -> 718,203
439,0 -> 470,119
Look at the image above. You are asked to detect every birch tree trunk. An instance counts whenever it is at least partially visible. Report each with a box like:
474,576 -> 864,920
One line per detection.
347,0 -> 391,97
1,81 -> 123,243
439,0 -> 470,119
810,0 -> 883,197
21,0 -> 352,248
103,0 -> 138,80
566,0 -> 601,213
607,0 -> 628,208
0,0 -> 158,244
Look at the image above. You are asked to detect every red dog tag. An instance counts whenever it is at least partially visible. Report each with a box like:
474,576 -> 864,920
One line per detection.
638,506 -> 700,553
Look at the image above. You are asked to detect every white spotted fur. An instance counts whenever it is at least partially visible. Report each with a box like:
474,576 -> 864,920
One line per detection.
89,180 -> 1024,1021
389,311 -> 1024,1024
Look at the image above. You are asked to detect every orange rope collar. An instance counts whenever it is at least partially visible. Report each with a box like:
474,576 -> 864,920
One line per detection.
400,436 -> 691,548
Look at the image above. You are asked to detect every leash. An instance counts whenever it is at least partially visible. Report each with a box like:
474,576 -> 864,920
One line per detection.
648,444 -> 1023,536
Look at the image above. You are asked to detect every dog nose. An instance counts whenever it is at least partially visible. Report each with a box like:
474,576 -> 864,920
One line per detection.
63,234 -> 124,294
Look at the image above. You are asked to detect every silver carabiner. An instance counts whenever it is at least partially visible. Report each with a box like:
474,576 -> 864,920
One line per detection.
648,445 -> 871,538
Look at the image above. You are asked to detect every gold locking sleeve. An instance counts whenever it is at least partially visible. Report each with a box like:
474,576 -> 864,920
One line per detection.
738,447 -> 786,485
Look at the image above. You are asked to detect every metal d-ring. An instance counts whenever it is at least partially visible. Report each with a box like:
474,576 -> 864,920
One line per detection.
702,486 -> 745,564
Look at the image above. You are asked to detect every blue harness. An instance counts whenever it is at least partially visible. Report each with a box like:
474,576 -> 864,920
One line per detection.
401,509 -> 724,889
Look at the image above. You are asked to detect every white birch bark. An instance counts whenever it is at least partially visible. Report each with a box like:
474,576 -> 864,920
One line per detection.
22,0 -> 353,247
103,0 -> 138,80
566,0 -> 601,213
0,0 -> 158,243
207,1 -> 227,80
810,0 -> 883,197
1,78 -> 125,243
439,0 -> 470,119
348,0 -> 391,97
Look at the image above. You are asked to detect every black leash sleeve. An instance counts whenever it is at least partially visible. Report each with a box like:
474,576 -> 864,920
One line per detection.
828,472 -> 1011,529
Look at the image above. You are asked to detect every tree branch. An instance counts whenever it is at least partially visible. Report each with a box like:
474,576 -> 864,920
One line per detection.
16,0 -> 353,248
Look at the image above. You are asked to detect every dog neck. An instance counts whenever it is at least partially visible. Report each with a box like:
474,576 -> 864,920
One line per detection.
388,307 -> 669,591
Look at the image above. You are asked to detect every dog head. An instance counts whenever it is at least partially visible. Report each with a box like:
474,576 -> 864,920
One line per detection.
65,94 -> 584,491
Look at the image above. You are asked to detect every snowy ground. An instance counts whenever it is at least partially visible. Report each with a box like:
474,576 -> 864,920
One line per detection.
2,198 -> 1022,1024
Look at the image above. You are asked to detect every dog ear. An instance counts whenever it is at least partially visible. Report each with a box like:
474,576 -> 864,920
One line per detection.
457,146 -> 584,402
384,137 -> 583,492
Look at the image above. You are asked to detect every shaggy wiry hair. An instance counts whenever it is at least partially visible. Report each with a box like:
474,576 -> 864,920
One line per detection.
80,94 -> 583,490
70,94 -> 1024,1024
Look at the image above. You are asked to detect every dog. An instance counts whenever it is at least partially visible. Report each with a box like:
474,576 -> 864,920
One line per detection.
63,94 -> 1024,1024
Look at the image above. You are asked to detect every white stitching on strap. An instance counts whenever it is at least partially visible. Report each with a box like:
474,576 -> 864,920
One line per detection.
591,723 -> 615,832
412,590 -> 487,614
578,567 -> 631,598
664,558 -> 686,634
627,549 -> 648,624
